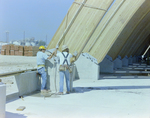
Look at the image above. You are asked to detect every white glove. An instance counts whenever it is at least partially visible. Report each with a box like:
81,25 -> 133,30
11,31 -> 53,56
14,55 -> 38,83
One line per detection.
73,51 -> 78,56
56,45 -> 59,49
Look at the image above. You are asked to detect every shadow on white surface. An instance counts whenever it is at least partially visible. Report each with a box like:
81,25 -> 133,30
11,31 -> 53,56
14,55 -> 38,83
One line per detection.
6,112 -> 27,118
73,85 -> 150,93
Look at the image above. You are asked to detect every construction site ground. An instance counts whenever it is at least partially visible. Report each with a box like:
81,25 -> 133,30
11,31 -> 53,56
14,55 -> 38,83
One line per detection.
0,55 -> 37,74
0,55 -> 150,118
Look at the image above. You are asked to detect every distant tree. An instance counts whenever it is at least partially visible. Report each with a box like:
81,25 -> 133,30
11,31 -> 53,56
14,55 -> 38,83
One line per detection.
38,40 -> 46,46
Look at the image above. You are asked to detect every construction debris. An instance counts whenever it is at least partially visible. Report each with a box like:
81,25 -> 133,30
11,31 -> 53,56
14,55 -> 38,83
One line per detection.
16,106 -> 26,111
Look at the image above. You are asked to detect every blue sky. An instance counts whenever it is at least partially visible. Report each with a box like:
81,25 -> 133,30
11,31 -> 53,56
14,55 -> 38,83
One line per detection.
0,0 -> 74,44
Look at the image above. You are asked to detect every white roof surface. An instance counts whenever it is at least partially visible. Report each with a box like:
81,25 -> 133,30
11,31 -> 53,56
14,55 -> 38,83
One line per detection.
6,77 -> 150,118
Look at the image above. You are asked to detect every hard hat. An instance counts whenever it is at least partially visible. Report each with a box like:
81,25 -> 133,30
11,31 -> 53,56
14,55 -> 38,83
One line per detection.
62,45 -> 68,51
39,46 -> 46,50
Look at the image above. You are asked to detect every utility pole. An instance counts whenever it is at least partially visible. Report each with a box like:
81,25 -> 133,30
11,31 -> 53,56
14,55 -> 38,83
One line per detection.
6,31 -> 9,43
46,35 -> 47,45
24,31 -> 25,40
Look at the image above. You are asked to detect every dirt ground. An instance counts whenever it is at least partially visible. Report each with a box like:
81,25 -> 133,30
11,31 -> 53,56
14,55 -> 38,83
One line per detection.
0,55 -> 37,74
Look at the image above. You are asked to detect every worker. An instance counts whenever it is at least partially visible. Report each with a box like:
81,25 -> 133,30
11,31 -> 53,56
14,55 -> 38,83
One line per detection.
55,45 -> 77,95
37,45 -> 54,93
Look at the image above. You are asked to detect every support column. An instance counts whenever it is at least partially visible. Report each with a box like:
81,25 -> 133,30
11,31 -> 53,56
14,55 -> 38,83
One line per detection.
128,56 -> 133,65
113,55 -> 122,69
122,55 -> 128,67
133,56 -> 137,63
99,55 -> 114,73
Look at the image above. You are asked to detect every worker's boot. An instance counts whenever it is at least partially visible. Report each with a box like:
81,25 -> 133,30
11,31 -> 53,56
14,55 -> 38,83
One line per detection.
66,91 -> 70,94
57,92 -> 63,95
46,89 -> 51,93
41,89 -> 47,93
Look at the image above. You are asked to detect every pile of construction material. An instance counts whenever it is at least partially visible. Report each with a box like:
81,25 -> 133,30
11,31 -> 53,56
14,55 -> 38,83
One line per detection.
1,45 -> 39,56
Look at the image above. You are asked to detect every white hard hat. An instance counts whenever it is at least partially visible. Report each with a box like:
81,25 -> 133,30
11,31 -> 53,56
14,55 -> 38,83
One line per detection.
62,45 -> 68,51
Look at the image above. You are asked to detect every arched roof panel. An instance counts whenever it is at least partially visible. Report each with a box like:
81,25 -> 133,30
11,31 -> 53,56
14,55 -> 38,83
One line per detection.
47,0 -> 150,64
108,0 -> 150,60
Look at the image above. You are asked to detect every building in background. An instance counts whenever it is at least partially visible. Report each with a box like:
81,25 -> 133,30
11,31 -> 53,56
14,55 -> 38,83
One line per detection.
9,38 -> 46,46
0,38 -> 46,53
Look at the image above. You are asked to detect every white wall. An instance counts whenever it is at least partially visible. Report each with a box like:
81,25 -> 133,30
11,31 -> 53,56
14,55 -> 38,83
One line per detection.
0,83 -> 6,118
15,71 -> 39,96
75,55 -> 100,80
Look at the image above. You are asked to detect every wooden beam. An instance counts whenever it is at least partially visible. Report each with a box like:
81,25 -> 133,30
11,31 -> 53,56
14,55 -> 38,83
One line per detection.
57,0 -> 87,46
47,0 -> 150,64
120,10 -> 150,58
127,23 -> 150,57
83,0 -> 146,63
108,1 -> 150,60
47,0 -> 113,58
88,0 -> 125,52
73,1 -> 107,11
134,36 -> 150,56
